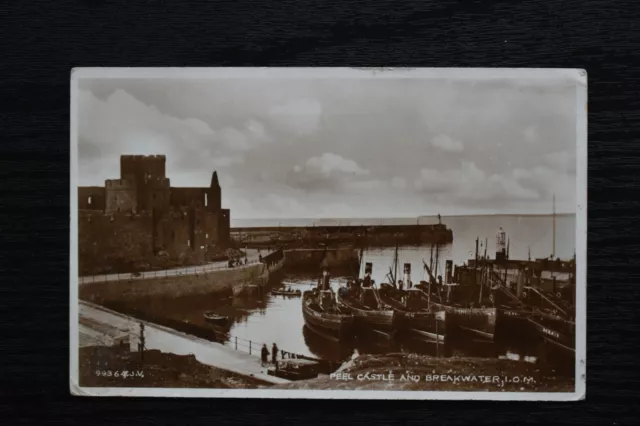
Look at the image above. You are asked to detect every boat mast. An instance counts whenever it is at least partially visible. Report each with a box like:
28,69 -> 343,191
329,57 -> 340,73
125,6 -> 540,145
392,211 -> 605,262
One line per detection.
393,244 -> 399,286
484,238 -> 488,261
429,244 -> 434,273
434,243 -> 440,279
552,193 -> 556,259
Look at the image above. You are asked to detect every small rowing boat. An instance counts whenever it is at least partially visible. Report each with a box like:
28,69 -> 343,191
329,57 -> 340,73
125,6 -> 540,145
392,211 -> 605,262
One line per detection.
203,311 -> 229,325
271,288 -> 302,297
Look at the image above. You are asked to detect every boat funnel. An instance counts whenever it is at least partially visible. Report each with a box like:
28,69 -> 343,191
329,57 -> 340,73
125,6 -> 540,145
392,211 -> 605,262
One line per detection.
445,260 -> 453,284
364,262 -> 373,276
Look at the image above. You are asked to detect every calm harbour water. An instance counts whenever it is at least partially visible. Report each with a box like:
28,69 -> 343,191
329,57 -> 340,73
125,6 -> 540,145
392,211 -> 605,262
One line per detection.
121,215 -> 575,372
224,215 -> 576,366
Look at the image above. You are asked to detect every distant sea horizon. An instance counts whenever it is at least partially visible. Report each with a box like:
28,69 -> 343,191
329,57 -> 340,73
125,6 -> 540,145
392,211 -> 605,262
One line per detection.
231,213 -> 576,228
232,214 -> 577,262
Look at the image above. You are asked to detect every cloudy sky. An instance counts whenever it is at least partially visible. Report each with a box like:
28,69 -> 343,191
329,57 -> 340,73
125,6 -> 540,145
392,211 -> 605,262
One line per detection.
76,71 -> 578,219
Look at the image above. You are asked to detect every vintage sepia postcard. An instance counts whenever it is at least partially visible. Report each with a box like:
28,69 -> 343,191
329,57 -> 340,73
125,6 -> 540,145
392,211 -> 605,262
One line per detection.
70,67 -> 586,400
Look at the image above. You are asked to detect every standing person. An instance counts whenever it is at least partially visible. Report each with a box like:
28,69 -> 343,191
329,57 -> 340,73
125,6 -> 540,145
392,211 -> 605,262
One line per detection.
261,344 -> 269,367
398,280 -> 404,291
271,343 -> 279,364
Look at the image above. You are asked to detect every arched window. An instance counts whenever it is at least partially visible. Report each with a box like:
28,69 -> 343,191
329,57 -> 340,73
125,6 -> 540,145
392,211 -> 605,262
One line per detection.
204,193 -> 208,207
87,196 -> 92,205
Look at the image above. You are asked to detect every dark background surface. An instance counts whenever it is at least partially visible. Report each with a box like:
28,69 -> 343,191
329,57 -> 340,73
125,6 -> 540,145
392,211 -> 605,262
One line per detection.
1,0 -> 639,424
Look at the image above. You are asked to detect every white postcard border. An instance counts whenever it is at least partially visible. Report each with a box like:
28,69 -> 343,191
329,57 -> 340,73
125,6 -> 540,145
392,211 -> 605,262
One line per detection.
69,67 -> 587,401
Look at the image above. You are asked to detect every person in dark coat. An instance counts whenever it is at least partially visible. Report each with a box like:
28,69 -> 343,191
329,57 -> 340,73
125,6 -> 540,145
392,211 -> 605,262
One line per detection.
261,344 -> 269,366
271,343 -> 279,364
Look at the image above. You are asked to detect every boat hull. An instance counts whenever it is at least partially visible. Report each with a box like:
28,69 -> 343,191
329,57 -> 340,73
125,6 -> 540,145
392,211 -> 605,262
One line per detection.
336,291 -> 397,333
495,308 -> 533,340
377,291 -> 446,342
528,313 -> 575,357
403,311 -> 446,342
302,292 -> 354,341
432,303 -> 497,340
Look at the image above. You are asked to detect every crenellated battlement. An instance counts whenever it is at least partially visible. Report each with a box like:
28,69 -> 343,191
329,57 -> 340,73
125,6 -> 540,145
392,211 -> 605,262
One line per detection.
120,154 -> 166,161
105,178 -> 136,189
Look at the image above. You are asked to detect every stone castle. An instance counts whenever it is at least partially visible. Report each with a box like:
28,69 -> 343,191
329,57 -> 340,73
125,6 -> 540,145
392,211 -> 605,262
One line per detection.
78,155 -> 230,275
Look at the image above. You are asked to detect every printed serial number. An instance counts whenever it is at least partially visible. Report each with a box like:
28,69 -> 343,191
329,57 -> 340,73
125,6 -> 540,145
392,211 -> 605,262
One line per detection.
94,370 -> 145,378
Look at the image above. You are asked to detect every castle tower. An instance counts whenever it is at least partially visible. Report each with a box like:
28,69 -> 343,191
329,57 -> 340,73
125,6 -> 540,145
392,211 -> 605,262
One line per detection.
118,155 -> 169,212
205,170 -> 221,212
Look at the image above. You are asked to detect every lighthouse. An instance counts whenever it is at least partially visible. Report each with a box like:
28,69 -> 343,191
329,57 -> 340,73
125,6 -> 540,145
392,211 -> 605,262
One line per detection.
496,227 -> 507,262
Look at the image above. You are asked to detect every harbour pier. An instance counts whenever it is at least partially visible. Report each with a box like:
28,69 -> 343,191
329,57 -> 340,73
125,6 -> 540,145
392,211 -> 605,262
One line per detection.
77,301 -> 290,385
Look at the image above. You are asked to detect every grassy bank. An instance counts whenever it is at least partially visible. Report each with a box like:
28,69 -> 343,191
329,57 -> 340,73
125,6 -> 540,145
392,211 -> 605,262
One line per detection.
79,346 -> 270,389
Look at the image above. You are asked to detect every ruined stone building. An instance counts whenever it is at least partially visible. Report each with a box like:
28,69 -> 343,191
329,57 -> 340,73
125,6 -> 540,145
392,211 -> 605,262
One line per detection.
78,155 -> 230,274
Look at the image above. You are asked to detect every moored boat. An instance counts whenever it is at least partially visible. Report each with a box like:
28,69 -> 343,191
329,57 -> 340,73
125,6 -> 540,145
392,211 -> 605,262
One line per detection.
336,285 -> 397,337
430,301 -> 497,340
528,310 -> 575,356
203,311 -> 229,325
378,286 -> 446,342
271,288 -> 302,297
301,289 -> 355,342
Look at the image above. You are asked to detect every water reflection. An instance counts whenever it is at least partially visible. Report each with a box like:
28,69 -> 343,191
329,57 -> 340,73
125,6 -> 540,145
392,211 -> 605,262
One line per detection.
110,243 -> 574,376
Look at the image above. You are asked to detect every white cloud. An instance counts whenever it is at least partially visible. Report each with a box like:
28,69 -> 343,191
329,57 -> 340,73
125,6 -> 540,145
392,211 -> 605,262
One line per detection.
544,150 -> 575,173
268,98 -> 322,136
414,161 -> 539,202
513,166 -> 575,207
304,153 -> 369,177
430,134 -> 463,152
78,89 -> 271,186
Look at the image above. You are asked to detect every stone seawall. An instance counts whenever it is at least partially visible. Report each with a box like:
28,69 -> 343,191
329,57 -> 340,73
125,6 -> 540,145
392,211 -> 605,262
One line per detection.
80,262 -> 272,304
283,248 -> 360,274
232,224 -> 453,249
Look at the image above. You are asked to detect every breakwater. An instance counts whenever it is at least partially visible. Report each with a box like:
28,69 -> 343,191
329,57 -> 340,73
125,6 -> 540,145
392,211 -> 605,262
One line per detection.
231,224 -> 453,249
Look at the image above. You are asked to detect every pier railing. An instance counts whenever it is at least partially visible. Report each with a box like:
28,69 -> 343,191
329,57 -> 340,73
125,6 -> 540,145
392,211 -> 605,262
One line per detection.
79,249 -> 285,285
208,327 -> 329,368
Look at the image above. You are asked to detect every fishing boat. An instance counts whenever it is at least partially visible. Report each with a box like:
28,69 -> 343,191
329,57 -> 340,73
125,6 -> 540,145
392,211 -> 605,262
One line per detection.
336,285 -> 397,337
417,249 -> 498,341
377,261 -> 446,342
378,285 -> 446,342
203,311 -> 229,325
271,287 -> 302,297
528,310 -> 575,357
301,289 -> 355,342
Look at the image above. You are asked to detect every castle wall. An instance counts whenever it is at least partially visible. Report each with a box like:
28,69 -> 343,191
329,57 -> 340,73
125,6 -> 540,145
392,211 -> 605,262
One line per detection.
157,209 -> 193,260
78,186 -> 106,210
105,179 -> 136,213
202,210 -> 220,245
170,187 -> 206,208
79,211 -> 154,275
144,177 -> 171,212
218,209 -> 230,244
